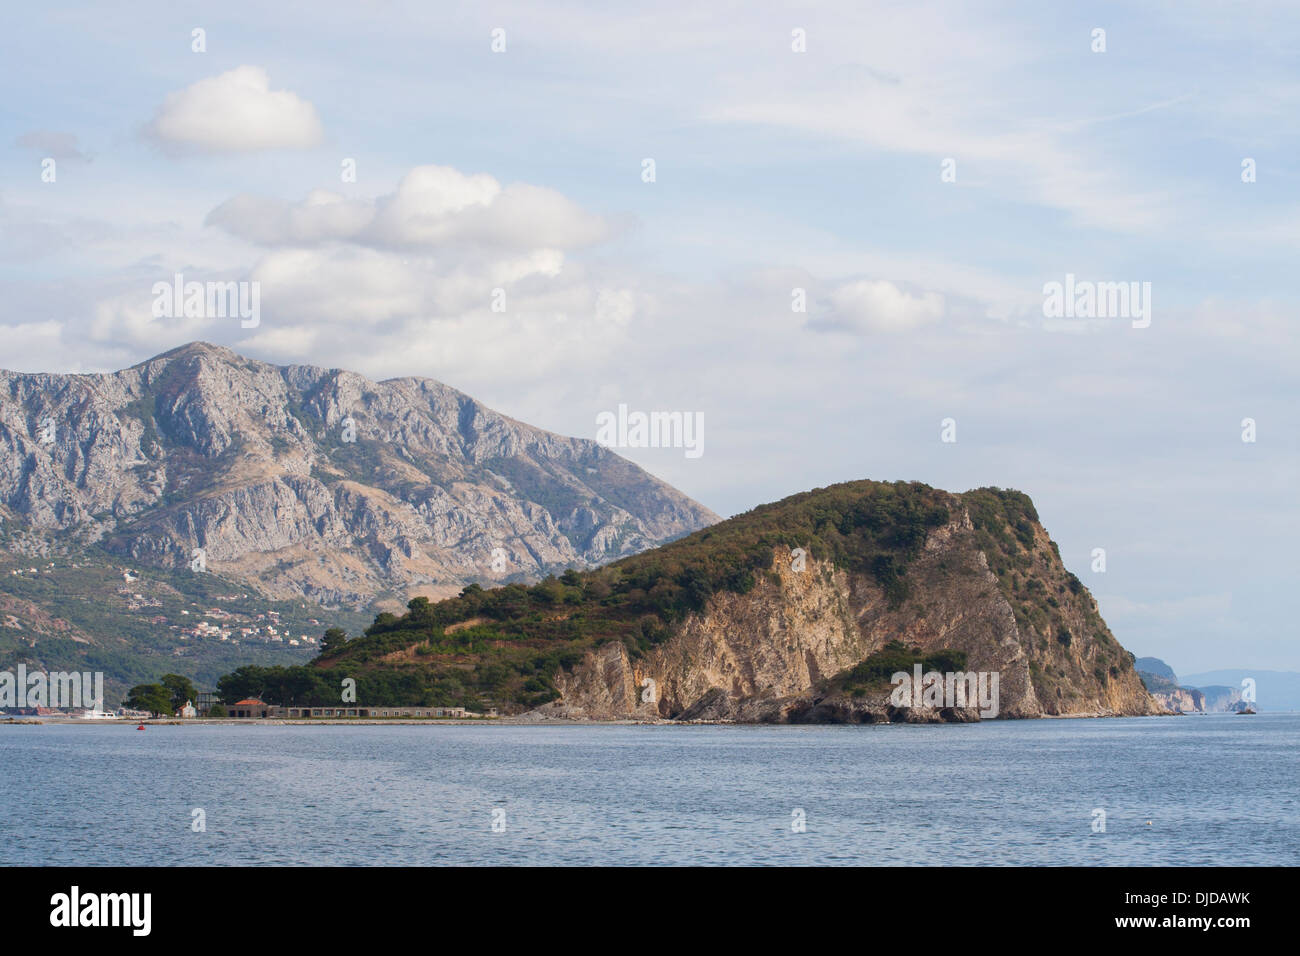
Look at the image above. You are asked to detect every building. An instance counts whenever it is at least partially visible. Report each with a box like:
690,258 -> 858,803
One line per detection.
283,705 -> 471,719
228,698 -> 276,719
214,702 -> 488,719
178,700 -> 197,718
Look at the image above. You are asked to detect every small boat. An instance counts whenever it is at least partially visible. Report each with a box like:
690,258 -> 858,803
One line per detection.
136,723 -> 146,730
77,709 -> 117,720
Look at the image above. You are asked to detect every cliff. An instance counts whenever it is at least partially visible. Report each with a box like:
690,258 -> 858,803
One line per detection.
541,486 -> 1155,721
288,481 -> 1159,721
1134,657 -> 1243,713
1143,681 -> 1206,714
1194,685 -> 1244,712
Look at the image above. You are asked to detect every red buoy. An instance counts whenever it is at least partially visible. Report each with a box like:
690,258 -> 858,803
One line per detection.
136,724 -> 146,730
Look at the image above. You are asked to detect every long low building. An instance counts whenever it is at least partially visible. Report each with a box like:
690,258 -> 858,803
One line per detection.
283,705 -> 472,719
219,699 -> 486,719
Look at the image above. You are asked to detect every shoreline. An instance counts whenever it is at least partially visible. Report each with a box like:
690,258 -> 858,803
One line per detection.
2,710 -> 1211,727
5,717 -> 669,727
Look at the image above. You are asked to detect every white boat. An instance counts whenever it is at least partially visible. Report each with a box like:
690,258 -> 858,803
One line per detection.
75,708 -> 120,720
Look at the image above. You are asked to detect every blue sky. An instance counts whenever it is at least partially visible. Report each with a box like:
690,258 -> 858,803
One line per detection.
1,1 -> 1297,674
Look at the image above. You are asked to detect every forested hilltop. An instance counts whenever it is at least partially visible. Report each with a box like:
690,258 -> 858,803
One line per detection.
218,480 -> 1159,722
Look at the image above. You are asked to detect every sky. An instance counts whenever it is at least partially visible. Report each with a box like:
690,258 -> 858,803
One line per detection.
1,1 -> 1296,674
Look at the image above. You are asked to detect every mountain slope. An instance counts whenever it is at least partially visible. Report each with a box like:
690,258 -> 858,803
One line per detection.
1134,656 -> 1210,713
0,342 -> 718,610
219,480 -> 1159,721
0,556 -> 374,706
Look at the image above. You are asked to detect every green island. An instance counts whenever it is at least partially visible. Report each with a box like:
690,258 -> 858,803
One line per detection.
209,480 -> 1087,715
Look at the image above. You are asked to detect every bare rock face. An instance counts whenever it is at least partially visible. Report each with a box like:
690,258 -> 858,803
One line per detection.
1134,661 -> 1210,714
1194,685 -> 1243,713
0,342 -> 717,606
1147,688 -> 1205,714
545,495 -> 1159,721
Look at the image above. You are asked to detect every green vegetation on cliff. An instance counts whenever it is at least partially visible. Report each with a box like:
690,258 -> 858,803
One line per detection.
963,486 -> 1134,704
824,640 -> 969,698
214,479 -> 1139,715
217,480 -> 953,710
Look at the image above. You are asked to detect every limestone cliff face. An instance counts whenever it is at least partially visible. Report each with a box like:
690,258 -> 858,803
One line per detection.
542,494 -> 1158,721
1194,685 -> 1243,713
0,342 -> 717,606
1148,687 -> 1205,714
1135,659 -> 1207,714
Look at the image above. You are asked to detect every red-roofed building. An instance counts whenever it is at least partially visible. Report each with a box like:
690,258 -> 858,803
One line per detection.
229,698 -> 276,719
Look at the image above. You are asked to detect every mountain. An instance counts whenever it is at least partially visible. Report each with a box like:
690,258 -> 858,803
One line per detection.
0,342 -> 716,602
0,342 -> 718,700
1135,657 -> 1177,681
1133,658 -> 1270,713
1135,656 -> 1206,713
218,481 -> 1160,721
1181,670 -> 1300,713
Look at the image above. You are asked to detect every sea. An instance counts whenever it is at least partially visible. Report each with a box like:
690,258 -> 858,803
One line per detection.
3,713 -> 1296,866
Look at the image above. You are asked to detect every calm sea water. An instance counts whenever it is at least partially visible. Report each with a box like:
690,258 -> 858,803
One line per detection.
3,714 -> 1296,866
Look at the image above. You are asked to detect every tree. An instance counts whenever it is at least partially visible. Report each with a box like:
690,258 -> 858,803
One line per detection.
207,703 -> 227,718
126,683 -> 172,717
531,577 -> 565,605
321,628 -> 349,654
160,674 -> 197,713
217,666 -> 267,705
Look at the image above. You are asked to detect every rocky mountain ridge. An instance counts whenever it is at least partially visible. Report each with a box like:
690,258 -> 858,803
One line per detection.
1135,657 -> 1244,714
0,342 -> 718,610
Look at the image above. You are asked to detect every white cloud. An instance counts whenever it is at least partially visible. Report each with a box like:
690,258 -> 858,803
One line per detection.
694,5 -> 1177,234
236,253 -> 637,388
207,165 -> 608,251
90,289 -> 212,350
0,321 -> 68,370
206,190 -> 373,245
816,279 -> 945,334
251,247 -> 426,325
77,163 -> 619,383
147,66 -> 323,152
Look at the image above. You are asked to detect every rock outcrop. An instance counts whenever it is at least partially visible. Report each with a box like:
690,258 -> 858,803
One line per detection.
532,487 -> 1159,721
1146,685 -> 1206,714
253,479 -> 1156,722
1194,685 -> 1244,712
1135,657 -> 1226,713
533,489 -> 1164,723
